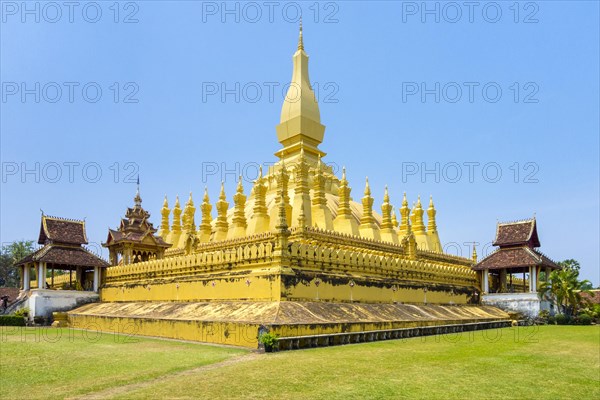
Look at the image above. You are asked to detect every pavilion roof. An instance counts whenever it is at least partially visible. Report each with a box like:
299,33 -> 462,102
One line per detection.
105,229 -> 170,248
473,246 -> 559,271
103,189 -> 172,250
493,218 -> 540,248
15,244 -> 109,269
38,215 -> 88,245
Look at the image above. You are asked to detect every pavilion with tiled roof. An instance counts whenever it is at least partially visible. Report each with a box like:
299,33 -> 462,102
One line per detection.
15,215 -> 109,292
474,218 -> 560,295
103,187 -> 171,265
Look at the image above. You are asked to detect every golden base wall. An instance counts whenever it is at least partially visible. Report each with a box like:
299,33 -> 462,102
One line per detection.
67,301 -> 509,348
88,229 -> 490,348
101,271 -> 475,305
101,229 -> 480,305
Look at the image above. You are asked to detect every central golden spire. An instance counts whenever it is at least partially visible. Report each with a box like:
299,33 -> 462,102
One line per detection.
298,17 -> 304,51
275,21 -> 326,164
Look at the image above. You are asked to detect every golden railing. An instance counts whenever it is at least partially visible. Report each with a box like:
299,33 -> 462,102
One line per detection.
288,241 -> 477,287
105,229 -> 477,288
106,237 -> 277,283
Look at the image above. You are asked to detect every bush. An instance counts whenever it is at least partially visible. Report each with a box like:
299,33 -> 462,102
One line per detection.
547,316 -> 556,325
533,310 -> 551,325
576,313 -> 592,325
555,314 -> 570,325
0,315 -> 26,326
13,307 -> 29,318
33,316 -> 46,325
259,332 -> 279,352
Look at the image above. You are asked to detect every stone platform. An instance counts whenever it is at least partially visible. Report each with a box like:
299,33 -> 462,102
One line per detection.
482,293 -> 552,318
68,301 -> 510,348
28,289 -> 99,320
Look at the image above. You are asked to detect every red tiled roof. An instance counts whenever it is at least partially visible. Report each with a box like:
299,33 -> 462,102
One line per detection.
581,290 -> 600,304
38,216 -> 88,245
0,288 -> 20,304
494,219 -> 540,247
15,244 -> 109,269
106,229 -> 170,247
473,246 -> 560,271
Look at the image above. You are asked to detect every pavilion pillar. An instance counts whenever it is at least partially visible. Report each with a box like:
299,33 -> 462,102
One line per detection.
37,262 -> 46,289
109,249 -> 117,266
93,267 -> 99,292
499,269 -> 507,293
43,262 -> 47,288
23,264 -> 30,290
531,266 -> 537,292
528,266 -> 533,292
483,269 -> 489,293
76,267 -> 82,290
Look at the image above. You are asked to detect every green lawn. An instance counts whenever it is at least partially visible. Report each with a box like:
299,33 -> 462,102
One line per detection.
1,326 -> 598,399
0,327 -> 246,399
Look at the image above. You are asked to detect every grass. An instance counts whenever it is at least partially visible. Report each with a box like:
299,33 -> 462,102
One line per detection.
1,326 -> 598,399
0,327 -> 246,399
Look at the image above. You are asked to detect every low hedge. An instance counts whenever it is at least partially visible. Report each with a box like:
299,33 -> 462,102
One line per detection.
0,315 -> 26,326
575,313 -> 592,325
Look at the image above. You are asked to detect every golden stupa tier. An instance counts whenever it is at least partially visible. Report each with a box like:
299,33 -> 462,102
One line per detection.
160,163 -> 442,253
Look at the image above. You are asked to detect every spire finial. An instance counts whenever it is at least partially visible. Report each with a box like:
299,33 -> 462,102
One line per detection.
298,16 -> 304,51
134,176 -> 142,206
364,176 -> 371,196
391,205 -> 399,228
219,181 -> 226,200
159,195 -> 171,238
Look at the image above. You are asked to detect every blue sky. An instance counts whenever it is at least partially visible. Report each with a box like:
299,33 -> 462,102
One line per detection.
1,1 -> 598,284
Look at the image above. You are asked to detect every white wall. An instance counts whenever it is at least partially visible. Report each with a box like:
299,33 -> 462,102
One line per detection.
482,293 -> 549,319
26,290 -> 99,320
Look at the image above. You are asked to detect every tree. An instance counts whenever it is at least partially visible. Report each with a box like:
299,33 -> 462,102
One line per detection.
539,268 -> 592,316
580,281 -> 594,291
557,259 -> 580,273
0,240 -> 35,288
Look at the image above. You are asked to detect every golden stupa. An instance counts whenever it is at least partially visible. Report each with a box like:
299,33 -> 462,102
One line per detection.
69,25 -> 509,349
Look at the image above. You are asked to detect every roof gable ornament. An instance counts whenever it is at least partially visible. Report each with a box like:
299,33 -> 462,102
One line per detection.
102,186 -> 172,264
38,215 -> 88,245
493,217 -> 540,248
